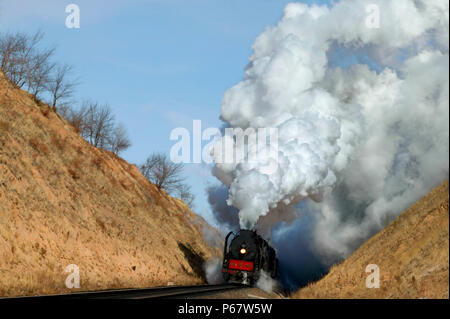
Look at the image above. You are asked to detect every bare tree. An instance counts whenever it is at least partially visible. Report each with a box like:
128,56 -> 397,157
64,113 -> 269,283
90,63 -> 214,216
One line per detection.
47,64 -> 79,110
0,31 -> 54,92
107,123 -> 131,155
62,101 -> 132,154
139,153 -> 185,192
81,101 -> 115,148
64,103 -> 89,134
0,32 -> 25,85
140,153 -> 195,208
176,183 -> 195,209
27,50 -> 55,98
0,31 -> 32,88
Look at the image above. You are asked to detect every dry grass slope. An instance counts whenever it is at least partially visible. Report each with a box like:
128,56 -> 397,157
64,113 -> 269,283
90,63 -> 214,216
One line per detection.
0,72 -> 221,297
293,180 -> 449,299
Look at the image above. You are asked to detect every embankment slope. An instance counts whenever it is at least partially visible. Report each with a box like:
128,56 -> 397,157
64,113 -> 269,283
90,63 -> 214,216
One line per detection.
294,180 -> 449,299
0,72 -> 220,296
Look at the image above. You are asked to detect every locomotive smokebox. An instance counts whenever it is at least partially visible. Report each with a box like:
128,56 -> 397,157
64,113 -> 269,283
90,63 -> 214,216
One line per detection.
222,229 -> 277,285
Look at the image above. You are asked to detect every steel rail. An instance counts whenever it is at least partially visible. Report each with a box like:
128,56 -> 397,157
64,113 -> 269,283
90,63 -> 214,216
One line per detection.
1,283 -> 245,300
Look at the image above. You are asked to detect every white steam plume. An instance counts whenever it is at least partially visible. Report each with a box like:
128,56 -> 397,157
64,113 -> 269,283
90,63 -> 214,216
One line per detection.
211,0 -> 449,263
204,258 -> 224,284
256,271 -> 278,293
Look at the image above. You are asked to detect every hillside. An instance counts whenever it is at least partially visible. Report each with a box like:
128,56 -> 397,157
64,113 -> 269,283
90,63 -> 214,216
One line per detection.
0,72 -> 221,297
294,180 -> 449,299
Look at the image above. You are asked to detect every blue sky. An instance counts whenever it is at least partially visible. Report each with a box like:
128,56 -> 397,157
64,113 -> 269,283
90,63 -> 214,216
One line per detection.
0,0 -> 331,226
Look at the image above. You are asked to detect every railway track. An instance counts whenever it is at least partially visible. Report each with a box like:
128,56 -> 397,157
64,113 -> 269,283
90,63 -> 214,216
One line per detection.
2,284 -> 245,300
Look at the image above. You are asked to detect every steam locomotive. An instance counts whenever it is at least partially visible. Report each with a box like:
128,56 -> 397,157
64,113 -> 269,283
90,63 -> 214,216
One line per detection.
222,230 -> 277,285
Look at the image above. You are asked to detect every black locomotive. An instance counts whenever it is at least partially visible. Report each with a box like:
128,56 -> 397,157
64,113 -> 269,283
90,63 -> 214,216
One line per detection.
222,229 -> 277,285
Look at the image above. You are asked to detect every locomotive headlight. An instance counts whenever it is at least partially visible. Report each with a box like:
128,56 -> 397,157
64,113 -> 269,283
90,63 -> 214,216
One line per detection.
240,248 -> 247,254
